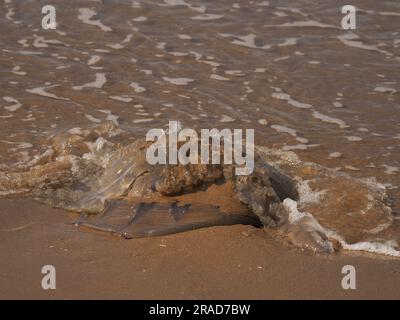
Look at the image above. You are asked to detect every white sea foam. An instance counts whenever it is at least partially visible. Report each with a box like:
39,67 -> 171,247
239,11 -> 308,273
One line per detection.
283,198 -> 334,253
130,82 -> 146,93
108,43 -> 124,50
3,96 -> 22,112
78,8 -> 112,32
32,35 -> 63,48
278,38 -> 297,46
99,109 -> 119,125
11,66 -> 26,76
168,51 -> 189,57
296,179 -> 326,205
202,60 -> 221,67
18,39 -> 29,48
329,152 -> 342,158
162,77 -> 194,85
219,33 -> 271,50
382,165 -> 399,175
162,0 -> 206,13
26,85 -> 70,101
178,34 -> 192,40
312,111 -> 348,128
87,55 -> 102,66
219,115 -> 235,122
254,68 -> 266,73
345,136 -> 362,142
359,8 -> 400,17
274,56 -> 290,62
283,198 -> 310,222
5,7 -> 21,24
225,70 -> 245,76
271,88 -> 313,109
122,34 -> 134,44
374,86 -> 397,94
264,20 -> 336,29
282,144 -> 319,151
68,127 -> 84,135
109,96 -> 133,103
132,16 -> 147,22
133,118 -> 154,123
73,73 -> 106,90
271,124 -> 308,144
191,14 -> 223,21
85,114 -> 101,123
337,33 -> 394,57
210,74 -> 230,81
284,198 -> 400,257
326,230 -> 400,257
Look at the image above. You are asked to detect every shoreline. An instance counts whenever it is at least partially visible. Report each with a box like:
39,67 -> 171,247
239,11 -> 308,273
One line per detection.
1,198 -> 399,300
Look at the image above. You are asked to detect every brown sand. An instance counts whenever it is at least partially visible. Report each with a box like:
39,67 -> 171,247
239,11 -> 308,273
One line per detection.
0,198 -> 399,300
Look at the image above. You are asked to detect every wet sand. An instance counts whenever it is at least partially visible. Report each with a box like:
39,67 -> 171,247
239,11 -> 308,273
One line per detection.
1,198 -> 399,300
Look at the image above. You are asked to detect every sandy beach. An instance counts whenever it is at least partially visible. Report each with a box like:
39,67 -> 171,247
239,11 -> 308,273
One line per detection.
1,198 -> 399,300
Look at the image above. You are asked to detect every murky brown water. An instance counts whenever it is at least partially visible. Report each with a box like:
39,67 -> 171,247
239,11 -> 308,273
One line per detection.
1,0 -> 399,256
